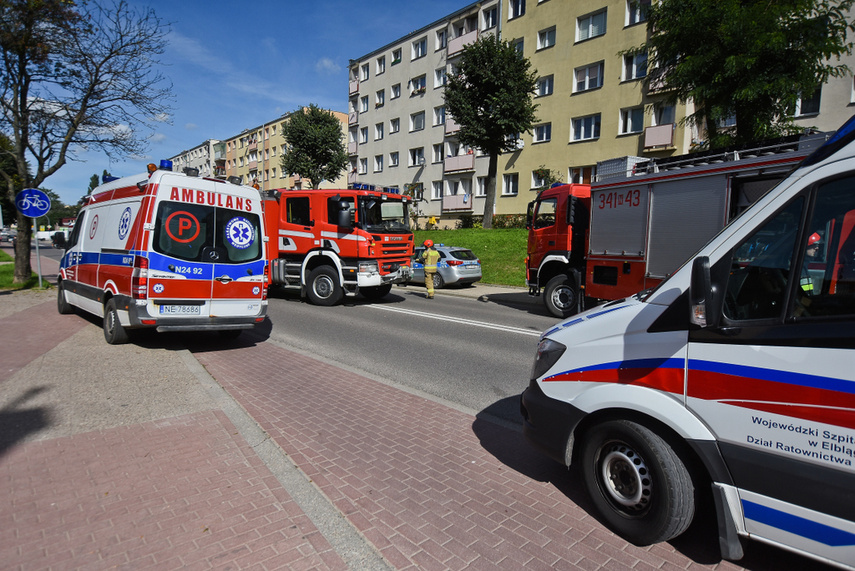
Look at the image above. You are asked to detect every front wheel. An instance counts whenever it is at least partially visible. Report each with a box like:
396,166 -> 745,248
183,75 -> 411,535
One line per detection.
580,420 -> 695,545
57,281 -> 74,315
307,266 -> 343,306
103,298 -> 130,345
544,274 -> 577,318
361,283 -> 392,300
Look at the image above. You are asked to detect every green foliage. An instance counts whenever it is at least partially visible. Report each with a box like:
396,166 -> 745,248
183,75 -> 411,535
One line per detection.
532,165 -> 563,192
413,228 -> 527,286
444,35 -> 539,228
280,104 -> 348,189
638,0 -> 855,147
0,262 -> 40,290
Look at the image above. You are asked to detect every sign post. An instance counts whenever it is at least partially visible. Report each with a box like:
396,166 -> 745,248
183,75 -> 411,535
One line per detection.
15,188 -> 52,288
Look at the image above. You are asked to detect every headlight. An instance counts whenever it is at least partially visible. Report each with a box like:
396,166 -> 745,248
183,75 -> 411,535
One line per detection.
530,337 -> 566,380
358,261 -> 378,273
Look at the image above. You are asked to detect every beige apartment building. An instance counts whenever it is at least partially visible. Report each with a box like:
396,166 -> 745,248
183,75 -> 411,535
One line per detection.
348,0 -> 855,227
170,139 -> 226,179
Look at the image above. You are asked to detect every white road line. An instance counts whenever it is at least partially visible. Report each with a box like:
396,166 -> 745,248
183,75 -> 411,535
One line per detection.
369,304 -> 541,337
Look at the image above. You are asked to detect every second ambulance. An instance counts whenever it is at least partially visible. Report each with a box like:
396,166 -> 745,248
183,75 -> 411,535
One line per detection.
522,116 -> 855,568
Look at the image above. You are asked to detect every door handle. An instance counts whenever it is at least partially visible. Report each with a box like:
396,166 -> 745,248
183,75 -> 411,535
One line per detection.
215,275 -> 233,284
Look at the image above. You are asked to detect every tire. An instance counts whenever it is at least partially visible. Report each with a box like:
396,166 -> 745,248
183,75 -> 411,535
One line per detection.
307,266 -> 343,306
57,281 -> 74,315
361,283 -> 393,300
580,420 -> 695,546
544,274 -> 577,318
103,298 -> 130,345
432,273 -> 444,290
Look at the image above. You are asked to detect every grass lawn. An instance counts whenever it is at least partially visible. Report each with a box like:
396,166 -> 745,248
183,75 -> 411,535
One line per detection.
413,228 -> 527,287
0,249 -> 43,290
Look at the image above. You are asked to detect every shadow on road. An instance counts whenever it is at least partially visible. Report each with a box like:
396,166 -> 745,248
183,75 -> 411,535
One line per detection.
0,387 -> 51,459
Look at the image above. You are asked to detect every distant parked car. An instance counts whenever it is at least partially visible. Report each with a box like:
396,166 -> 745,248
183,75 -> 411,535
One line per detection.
411,244 -> 482,289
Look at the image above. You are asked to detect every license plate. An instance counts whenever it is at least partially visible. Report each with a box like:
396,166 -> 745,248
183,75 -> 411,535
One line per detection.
159,304 -> 202,315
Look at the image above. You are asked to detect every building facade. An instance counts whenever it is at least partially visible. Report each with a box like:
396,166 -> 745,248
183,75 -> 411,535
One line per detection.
348,0 -> 854,227
170,139 -> 226,179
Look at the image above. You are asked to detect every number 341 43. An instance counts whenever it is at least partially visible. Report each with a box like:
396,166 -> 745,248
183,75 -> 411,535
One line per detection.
598,189 -> 641,209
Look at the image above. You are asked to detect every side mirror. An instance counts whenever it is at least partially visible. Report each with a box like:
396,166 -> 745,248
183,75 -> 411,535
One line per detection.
525,201 -> 535,230
336,201 -> 353,229
689,256 -> 719,328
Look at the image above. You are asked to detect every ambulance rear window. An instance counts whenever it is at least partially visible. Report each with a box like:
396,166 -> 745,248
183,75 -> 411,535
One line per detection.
152,201 -> 262,263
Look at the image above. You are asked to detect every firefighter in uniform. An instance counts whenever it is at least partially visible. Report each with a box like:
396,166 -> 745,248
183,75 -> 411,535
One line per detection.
420,239 -> 441,299
801,232 -> 822,294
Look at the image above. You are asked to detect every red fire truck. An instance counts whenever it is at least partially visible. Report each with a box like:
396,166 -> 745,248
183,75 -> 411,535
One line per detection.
262,188 -> 413,306
527,133 -> 829,318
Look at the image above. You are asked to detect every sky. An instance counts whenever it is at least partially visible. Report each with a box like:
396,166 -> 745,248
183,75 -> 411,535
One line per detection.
46,0 -> 469,205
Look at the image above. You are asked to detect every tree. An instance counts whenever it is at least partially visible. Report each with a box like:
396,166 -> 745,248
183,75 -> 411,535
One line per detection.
0,0 -> 172,284
280,105 -> 348,189
444,35 -> 539,229
636,0 -> 855,148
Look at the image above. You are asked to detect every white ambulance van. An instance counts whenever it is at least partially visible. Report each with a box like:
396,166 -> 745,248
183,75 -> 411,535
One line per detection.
57,161 -> 268,344
521,116 -> 855,568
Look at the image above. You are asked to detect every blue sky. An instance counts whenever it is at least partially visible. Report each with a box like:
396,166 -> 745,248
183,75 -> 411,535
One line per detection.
47,0 -> 468,205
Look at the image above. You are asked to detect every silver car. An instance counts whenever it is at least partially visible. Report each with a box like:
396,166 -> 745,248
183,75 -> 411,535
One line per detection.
411,244 -> 482,289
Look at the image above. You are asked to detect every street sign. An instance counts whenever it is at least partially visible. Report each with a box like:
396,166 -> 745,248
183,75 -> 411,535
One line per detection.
15,188 -> 51,218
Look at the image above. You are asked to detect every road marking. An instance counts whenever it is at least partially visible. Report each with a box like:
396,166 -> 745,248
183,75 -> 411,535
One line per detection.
369,305 -> 541,337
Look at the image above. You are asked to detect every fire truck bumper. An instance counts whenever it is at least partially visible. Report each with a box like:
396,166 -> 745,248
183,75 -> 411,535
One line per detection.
358,264 -> 411,287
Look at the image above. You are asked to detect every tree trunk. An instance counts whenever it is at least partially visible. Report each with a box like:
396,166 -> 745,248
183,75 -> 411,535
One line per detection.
13,210 -> 33,284
482,152 -> 499,229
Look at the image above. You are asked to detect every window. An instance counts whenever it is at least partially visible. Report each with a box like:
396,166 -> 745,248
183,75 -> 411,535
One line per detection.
513,38 -> 524,54
534,123 -> 552,143
574,62 -> 604,92
572,114 -> 601,141
432,181 -> 443,200
412,37 -> 427,60
796,86 -> 821,116
577,9 -> 607,41
411,75 -> 426,95
360,63 -> 369,81
537,75 -> 554,97
359,127 -> 368,144
624,52 -> 648,80
390,118 -> 400,133
537,27 -> 556,50
503,173 -> 519,195
653,104 -> 676,126
375,122 -> 384,140
375,89 -> 385,107
433,143 -> 444,163
434,67 -> 447,88
285,197 -> 310,226
360,96 -> 369,113
390,152 -> 399,167
374,155 -> 383,172
570,166 -> 594,184
532,197 -> 557,227
620,107 -> 644,134
510,0 -> 526,19
436,29 -> 447,50
391,83 -> 401,99
434,106 -> 446,126
410,111 -> 425,132
409,147 -> 425,166
392,48 -> 402,65
358,157 -> 368,174
476,177 -> 487,197
483,7 -> 498,29
376,56 -> 386,75
626,0 -> 650,26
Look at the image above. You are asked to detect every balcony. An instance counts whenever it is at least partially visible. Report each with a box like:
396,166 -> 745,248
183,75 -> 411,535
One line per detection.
644,123 -> 675,149
448,29 -> 477,57
248,160 -> 258,172
347,141 -> 358,155
349,80 -> 359,95
348,170 -> 358,185
247,139 -> 257,152
349,112 -> 358,126
444,153 -> 475,173
442,193 -> 473,212
445,116 -> 460,135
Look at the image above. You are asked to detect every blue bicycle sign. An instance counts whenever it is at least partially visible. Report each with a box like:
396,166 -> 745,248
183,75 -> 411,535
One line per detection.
15,188 -> 51,218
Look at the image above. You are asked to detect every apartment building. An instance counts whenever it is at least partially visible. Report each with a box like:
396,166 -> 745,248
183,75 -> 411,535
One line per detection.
348,0 -> 855,226
170,139 -> 226,179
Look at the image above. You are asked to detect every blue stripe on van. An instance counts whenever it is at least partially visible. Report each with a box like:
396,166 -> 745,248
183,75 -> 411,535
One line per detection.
742,500 -> 855,547
690,360 -> 855,396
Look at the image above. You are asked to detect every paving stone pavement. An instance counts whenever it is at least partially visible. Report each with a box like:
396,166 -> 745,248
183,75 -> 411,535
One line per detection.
0,245 -> 831,570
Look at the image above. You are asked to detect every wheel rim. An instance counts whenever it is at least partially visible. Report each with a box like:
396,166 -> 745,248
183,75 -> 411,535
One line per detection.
598,440 -> 653,514
313,275 -> 334,299
550,284 -> 575,310
107,309 -> 117,336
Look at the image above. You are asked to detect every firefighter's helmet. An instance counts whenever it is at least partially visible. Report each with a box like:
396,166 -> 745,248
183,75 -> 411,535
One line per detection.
808,232 -> 822,246
424,239 -> 434,248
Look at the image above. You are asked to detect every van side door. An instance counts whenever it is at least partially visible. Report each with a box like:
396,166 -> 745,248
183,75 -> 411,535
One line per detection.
686,174 -> 855,566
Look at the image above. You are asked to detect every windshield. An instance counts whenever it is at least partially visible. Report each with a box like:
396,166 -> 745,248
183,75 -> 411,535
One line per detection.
153,201 -> 263,263
358,197 -> 410,233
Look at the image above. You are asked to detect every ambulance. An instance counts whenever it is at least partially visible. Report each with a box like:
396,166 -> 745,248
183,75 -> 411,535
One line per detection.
56,161 -> 268,344
521,115 -> 855,568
